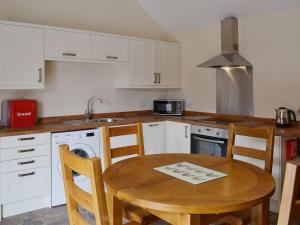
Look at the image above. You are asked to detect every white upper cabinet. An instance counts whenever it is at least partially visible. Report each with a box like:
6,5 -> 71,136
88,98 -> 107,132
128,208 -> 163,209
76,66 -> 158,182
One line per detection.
119,40 -> 180,88
165,121 -> 191,154
129,40 -> 157,86
0,24 -> 44,89
0,20 -> 181,89
45,29 -> 90,60
143,122 -> 165,155
91,35 -> 129,62
157,43 -> 180,86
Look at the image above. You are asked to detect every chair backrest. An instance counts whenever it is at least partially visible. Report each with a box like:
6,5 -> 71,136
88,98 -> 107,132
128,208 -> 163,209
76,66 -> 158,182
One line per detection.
277,160 -> 300,225
226,124 -> 275,173
59,144 -> 109,225
102,123 -> 144,169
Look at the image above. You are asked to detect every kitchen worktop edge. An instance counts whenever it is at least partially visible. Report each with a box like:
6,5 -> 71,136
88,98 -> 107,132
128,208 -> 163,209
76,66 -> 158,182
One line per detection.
0,111 -> 298,138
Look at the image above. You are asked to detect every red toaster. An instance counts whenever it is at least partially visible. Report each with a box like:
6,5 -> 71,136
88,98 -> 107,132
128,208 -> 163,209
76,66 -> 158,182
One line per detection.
1,99 -> 37,128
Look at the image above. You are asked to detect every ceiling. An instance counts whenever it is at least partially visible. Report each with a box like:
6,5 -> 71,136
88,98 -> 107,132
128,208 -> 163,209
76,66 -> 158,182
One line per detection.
137,0 -> 300,33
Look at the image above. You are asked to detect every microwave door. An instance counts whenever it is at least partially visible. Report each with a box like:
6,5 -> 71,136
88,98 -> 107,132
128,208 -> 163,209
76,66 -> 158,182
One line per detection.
155,102 -> 173,114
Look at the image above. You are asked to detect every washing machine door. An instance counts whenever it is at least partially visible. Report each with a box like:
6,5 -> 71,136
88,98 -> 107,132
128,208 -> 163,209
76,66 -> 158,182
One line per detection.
57,143 -> 96,185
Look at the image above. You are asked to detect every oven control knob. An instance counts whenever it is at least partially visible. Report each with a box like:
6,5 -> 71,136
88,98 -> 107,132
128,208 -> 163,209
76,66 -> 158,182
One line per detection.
216,132 -> 220,136
198,129 -> 202,132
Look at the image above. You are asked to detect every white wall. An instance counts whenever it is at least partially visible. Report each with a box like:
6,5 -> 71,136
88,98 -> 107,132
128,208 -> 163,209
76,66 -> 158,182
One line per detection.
0,0 -> 169,118
0,8 -> 6,19
0,62 -> 167,117
1,0 -> 168,41
168,7 -> 300,118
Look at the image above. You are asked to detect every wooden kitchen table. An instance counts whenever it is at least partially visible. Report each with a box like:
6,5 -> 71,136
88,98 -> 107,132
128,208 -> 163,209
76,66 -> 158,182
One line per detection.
103,154 -> 275,225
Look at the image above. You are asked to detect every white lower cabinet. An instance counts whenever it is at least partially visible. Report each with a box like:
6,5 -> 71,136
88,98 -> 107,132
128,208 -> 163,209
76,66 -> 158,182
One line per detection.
143,122 -> 165,155
142,121 -> 191,155
0,133 -> 51,219
165,121 -> 191,154
1,167 -> 49,203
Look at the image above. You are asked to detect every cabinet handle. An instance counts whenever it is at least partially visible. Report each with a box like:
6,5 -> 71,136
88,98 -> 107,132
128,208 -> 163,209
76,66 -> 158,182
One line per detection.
185,126 -> 189,138
18,160 -> 35,165
158,73 -> 161,84
38,68 -> 42,83
18,137 -> 35,141
106,56 -> 118,60
18,148 -> 35,153
62,52 -> 77,57
18,172 -> 35,177
149,124 -> 159,127
154,73 -> 157,84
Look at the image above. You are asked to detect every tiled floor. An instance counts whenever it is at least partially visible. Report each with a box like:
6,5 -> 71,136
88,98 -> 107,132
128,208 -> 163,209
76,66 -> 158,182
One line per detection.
0,206 -> 279,225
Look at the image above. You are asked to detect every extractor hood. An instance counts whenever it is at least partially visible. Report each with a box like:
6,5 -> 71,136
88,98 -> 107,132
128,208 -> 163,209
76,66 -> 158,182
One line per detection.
198,17 -> 252,68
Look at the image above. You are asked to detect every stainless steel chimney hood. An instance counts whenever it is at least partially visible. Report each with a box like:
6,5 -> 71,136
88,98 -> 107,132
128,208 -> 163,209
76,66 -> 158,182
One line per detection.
198,17 -> 252,68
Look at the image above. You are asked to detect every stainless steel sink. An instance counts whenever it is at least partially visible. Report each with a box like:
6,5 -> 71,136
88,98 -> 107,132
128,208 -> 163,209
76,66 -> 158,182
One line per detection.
63,118 -> 124,126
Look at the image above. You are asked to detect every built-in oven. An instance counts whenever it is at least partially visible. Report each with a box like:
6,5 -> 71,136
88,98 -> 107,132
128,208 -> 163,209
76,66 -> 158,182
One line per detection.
191,125 -> 228,157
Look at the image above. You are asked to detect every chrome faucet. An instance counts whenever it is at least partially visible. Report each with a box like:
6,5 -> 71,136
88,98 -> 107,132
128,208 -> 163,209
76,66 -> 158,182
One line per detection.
85,96 -> 104,121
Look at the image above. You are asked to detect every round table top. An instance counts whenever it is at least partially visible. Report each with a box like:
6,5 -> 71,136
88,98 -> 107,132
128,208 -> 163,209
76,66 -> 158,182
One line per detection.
103,154 -> 275,214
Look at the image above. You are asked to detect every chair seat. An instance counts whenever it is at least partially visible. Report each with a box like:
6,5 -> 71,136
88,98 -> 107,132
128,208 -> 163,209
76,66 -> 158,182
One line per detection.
125,221 -> 142,225
218,209 -> 251,225
123,203 -> 158,225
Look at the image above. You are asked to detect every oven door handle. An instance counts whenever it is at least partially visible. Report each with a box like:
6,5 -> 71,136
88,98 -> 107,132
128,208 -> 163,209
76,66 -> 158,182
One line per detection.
193,136 -> 225,144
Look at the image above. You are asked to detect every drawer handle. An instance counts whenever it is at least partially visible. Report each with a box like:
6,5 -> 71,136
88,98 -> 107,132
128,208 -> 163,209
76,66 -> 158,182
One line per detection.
18,172 -> 35,177
185,126 -> 189,138
18,137 -> 35,141
18,148 -> 35,153
106,56 -> 118,60
149,124 -> 159,127
62,52 -> 77,57
18,160 -> 35,165
38,68 -> 43,83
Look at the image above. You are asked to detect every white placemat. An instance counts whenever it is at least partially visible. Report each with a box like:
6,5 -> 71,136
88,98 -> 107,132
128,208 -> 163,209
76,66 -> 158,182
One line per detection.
154,162 -> 227,185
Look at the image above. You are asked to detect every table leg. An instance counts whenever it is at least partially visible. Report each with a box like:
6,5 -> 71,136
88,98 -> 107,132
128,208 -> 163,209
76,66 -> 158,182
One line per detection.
108,192 -> 123,225
251,200 -> 270,225
179,214 -> 203,225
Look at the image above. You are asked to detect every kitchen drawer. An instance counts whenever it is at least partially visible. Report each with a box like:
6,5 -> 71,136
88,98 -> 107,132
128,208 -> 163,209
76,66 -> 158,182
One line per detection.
0,144 -> 50,161
45,29 -> 90,60
0,167 -> 49,204
0,155 -> 49,173
0,133 -> 50,148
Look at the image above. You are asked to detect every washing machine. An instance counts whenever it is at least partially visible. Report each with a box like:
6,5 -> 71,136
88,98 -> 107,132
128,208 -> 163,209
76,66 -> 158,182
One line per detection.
51,128 -> 102,206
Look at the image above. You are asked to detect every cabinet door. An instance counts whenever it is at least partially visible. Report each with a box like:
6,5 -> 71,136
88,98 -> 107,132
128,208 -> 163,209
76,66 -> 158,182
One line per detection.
0,24 -> 44,89
129,40 -> 157,85
0,167 -> 49,204
157,43 -> 180,86
234,136 -> 281,201
91,35 -> 129,62
45,29 -> 90,60
143,122 -> 165,155
165,121 -> 191,153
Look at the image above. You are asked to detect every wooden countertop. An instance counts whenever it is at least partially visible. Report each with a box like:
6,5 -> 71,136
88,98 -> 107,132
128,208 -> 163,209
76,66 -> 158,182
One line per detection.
0,111 -> 299,138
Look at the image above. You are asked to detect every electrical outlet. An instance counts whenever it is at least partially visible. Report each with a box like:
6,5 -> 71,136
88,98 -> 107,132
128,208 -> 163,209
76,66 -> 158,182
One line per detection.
186,101 -> 192,108
137,101 -> 147,108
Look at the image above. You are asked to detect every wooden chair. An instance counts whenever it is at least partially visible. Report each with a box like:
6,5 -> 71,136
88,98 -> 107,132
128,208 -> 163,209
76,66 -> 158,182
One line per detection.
277,160 -> 300,225
102,123 -> 158,225
59,144 -> 138,225
218,124 -> 275,225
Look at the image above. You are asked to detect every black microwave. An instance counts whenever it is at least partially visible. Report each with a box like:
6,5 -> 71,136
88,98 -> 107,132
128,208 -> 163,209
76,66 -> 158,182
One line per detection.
153,100 -> 184,116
